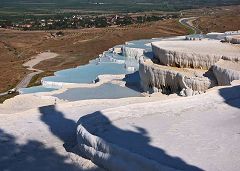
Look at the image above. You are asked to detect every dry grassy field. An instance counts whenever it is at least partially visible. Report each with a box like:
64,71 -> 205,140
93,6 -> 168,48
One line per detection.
192,5 -> 240,33
0,19 -> 188,93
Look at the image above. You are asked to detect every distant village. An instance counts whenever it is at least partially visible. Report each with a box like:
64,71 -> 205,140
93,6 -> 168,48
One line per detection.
0,13 -> 178,30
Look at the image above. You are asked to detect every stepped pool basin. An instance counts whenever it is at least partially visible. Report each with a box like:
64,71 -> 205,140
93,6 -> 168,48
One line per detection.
20,86 -> 57,94
54,83 -> 143,102
19,37 -> 185,96
42,63 -> 127,84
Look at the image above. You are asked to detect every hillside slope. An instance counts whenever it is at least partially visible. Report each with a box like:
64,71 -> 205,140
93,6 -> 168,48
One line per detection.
1,0 -> 240,12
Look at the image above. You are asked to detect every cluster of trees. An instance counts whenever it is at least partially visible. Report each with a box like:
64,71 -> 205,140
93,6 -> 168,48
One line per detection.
0,15 -> 109,30
0,13 -> 179,30
136,15 -> 175,23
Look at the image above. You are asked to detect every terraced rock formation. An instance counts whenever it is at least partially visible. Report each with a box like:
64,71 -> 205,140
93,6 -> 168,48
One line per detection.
140,39 -> 240,96
76,82 -> 240,171
213,59 -> 240,86
139,59 -> 216,96
225,35 -> 240,44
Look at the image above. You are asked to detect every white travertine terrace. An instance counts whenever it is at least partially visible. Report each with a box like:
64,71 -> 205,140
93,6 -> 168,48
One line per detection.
1,34 -> 240,171
76,82 -> 240,171
123,46 -> 145,59
152,40 -> 240,69
213,59 -> 240,85
77,125 -> 176,171
225,35 -> 240,44
139,59 -> 216,96
113,46 -> 122,54
140,39 -> 240,96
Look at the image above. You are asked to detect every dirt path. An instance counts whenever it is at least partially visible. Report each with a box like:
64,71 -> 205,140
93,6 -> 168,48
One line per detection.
16,52 -> 58,90
0,52 -> 58,96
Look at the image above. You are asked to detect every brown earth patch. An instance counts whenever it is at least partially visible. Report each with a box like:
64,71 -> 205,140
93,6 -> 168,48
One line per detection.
0,19 -> 188,93
192,5 -> 240,33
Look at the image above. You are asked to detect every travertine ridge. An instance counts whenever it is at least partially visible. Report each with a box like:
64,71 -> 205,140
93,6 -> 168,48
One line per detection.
139,39 -> 240,96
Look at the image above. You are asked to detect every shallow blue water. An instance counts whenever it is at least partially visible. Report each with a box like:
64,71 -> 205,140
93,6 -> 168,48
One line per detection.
43,62 -> 128,84
20,86 -> 57,94
20,38 -> 166,95
54,83 -> 143,101
125,38 -> 163,51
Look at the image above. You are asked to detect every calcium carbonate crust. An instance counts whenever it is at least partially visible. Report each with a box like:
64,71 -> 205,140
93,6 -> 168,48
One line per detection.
152,44 -> 221,70
141,40 -> 240,96
213,59 -> 240,86
139,60 -> 216,96
76,113 -> 178,171
123,46 -> 146,60
225,36 -> 240,44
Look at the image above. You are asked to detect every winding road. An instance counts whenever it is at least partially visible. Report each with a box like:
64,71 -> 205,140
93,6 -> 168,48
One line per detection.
0,52 -> 58,96
179,17 -> 202,34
